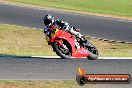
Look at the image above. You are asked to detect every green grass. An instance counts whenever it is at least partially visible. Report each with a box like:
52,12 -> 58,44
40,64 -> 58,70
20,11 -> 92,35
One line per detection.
0,80 -> 97,88
0,80 -> 77,88
0,23 -> 132,57
6,0 -> 132,17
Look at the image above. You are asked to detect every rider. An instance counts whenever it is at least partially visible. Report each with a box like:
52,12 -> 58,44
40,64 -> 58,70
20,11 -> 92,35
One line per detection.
43,14 -> 89,47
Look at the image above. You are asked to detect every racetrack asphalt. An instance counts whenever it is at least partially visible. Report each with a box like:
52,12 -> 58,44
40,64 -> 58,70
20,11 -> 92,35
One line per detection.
0,56 -> 132,88
0,56 -> 131,80
0,3 -> 132,42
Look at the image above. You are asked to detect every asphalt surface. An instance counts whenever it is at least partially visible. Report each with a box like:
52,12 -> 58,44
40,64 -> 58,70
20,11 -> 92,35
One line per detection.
0,3 -> 132,42
0,56 -> 131,80
0,56 -> 132,88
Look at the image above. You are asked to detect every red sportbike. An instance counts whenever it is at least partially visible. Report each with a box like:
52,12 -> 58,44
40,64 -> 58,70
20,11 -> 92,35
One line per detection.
45,24 -> 98,60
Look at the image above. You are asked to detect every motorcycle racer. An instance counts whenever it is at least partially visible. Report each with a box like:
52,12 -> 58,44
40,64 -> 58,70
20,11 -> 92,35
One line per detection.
43,14 -> 90,47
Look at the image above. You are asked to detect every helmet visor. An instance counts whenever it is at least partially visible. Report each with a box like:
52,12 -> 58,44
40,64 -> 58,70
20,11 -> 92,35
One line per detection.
44,19 -> 51,25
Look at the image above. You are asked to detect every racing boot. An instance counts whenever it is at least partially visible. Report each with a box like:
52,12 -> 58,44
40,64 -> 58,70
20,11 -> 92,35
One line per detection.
80,36 -> 93,48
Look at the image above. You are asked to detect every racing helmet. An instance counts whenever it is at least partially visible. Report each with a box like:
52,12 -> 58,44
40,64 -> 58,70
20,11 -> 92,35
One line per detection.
43,14 -> 54,26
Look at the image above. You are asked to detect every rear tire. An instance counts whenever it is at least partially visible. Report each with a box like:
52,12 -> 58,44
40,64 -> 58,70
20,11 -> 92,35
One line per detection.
87,51 -> 98,60
86,43 -> 98,60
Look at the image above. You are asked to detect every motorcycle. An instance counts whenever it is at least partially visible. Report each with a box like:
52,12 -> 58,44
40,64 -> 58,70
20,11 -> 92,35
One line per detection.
45,24 -> 98,60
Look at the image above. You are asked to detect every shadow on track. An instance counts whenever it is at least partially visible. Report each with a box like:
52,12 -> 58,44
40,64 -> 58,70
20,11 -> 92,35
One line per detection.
0,54 -> 92,61
0,54 -> 63,60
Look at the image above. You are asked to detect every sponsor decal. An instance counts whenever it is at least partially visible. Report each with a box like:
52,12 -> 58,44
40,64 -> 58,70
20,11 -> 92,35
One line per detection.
76,67 -> 131,85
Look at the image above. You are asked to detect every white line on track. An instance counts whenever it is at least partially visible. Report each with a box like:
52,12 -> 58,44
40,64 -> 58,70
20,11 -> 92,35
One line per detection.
31,56 -> 132,59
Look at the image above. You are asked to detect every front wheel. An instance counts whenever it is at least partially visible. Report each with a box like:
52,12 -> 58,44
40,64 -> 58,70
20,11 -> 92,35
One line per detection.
52,40 -> 72,59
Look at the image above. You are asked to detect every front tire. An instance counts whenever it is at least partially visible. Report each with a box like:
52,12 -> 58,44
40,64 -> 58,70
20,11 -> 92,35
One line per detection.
52,41 -> 72,59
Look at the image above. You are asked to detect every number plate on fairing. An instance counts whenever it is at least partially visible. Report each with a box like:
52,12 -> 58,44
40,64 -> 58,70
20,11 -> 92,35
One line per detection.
50,28 -> 59,38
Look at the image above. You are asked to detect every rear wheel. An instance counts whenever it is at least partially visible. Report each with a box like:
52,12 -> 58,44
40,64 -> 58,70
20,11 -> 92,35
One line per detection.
85,42 -> 98,60
52,40 -> 72,59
